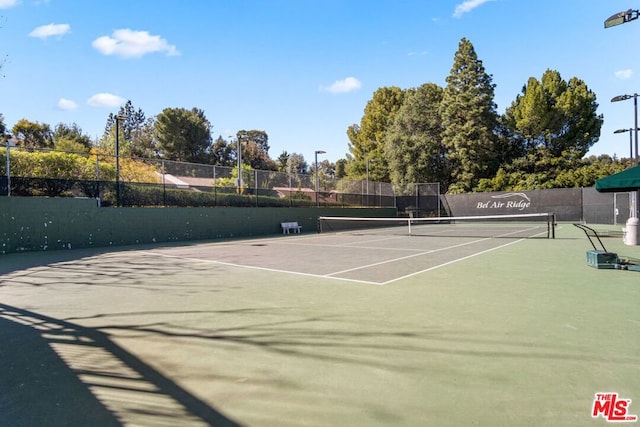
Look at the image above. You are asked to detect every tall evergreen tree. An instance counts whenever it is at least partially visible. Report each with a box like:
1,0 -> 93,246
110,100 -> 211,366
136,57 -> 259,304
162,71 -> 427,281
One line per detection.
384,83 -> 447,192
155,107 -> 212,162
100,100 -> 151,157
346,86 -> 406,181
504,69 -> 603,158
440,38 -> 499,193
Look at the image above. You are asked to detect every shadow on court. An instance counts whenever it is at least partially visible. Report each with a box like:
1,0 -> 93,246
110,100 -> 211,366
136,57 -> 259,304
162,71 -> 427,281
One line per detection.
0,304 -> 240,427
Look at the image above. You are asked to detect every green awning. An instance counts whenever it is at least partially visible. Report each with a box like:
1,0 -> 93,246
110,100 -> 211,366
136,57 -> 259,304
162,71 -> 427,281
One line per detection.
595,165 -> 640,192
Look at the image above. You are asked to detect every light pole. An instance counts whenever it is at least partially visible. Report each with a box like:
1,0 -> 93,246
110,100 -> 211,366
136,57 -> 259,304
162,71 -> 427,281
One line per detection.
236,136 -> 243,194
612,94 -> 639,218
114,115 -> 126,207
315,150 -> 326,207
613,128 -> 637,161
611,94 -> 638,167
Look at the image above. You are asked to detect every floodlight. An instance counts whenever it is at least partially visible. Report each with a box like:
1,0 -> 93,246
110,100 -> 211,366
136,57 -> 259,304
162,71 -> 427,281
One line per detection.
605,9 -> 639,28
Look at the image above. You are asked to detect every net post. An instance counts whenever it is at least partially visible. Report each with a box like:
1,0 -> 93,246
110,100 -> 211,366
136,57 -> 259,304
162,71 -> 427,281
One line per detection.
408,217 -> 412,235
551,213 -> 556,239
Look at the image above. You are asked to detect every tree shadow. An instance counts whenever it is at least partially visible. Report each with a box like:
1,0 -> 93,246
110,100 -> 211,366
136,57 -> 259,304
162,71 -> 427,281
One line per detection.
0,303 -> 241,427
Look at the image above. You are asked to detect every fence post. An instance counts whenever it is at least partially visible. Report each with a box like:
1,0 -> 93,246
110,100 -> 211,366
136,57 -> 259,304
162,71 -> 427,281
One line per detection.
95,154 -> 100,204
255,169 -> 258,207
213,165 -> 217,206
5,141 -> 10,197
162,160 -> 166,207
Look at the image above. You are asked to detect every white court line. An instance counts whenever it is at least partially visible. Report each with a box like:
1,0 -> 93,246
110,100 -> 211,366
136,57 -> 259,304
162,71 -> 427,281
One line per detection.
379,238 -> 526,285
326,237 -> 493,277
138,251 -> 384,286
274,240 -> 426,253
139,226 -> 545,286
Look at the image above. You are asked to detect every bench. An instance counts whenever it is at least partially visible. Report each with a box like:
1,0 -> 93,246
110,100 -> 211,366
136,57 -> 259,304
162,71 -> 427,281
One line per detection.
281,222 -> 302,234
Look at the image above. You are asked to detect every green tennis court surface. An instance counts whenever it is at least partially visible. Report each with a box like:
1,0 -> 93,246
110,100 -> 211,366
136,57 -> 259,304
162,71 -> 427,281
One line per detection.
1,223 -> 639,426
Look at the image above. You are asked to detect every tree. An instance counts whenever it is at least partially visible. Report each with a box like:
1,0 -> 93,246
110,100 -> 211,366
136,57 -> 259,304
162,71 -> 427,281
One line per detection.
440,38 -> 499,193
504,69 -> 603,158
129,117 -> 159,158
155,107 -> 213,162
347,86 -> 406,181
276,151 -> 290,172
210,136 -> 235,166
237,130 -> 276,171
286,153 -> 308,175
102,100 -> 153,158
12,119 -> 53,150
52,123 -> 92,153
335,159 -> 347,178
104,100 -> 146,141
384,83 -> 447,192
0,114 -> 9,143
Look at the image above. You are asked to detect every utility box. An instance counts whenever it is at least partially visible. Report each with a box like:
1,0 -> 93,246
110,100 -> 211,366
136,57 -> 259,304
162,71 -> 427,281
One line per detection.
586,250 -> 618,269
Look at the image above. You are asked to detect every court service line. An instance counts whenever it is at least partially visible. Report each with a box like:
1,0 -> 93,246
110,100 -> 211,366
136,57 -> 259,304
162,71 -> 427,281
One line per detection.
380,237 -> 527,285
273,239 -> 427,253
327,225 -> 546,279
325,236 -> 494,277
138,251 -> 385,286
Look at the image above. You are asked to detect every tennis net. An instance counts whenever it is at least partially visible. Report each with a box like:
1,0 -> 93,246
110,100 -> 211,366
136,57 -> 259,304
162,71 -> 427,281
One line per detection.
317,212 -> 556,239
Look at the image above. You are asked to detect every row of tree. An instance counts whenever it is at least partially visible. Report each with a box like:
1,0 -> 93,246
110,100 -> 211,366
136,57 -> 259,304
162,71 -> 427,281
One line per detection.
0,37 -> 629,193
0,102 -> 339,180
346,37 -> 619,193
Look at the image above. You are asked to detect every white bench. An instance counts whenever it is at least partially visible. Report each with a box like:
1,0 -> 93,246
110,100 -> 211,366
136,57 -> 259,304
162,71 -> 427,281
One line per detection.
281,222 -> 302,234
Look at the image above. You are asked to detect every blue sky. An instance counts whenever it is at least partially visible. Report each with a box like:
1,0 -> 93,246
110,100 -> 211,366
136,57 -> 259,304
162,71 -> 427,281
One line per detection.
1,0 -> 640,164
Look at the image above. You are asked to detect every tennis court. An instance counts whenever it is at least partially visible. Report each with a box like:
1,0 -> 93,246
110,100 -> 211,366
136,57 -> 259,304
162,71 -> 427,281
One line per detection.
1,220 -> 639,426
136,214 -> 554,285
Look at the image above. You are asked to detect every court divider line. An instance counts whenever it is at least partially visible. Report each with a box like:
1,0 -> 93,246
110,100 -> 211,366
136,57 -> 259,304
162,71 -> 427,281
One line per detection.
138,251 -> 385,286
379,231 -> 546,285
324,237 -> 494,277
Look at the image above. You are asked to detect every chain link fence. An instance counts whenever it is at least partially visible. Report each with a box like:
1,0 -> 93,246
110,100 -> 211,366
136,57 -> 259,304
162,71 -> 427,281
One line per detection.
1,147 -> 436,210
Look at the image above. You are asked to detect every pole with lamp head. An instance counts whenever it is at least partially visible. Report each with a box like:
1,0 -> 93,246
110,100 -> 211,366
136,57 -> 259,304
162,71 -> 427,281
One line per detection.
314,150 -> 326,207
114,115 -> 126,207
613,128 -> 636,161
612,94 -> 639,218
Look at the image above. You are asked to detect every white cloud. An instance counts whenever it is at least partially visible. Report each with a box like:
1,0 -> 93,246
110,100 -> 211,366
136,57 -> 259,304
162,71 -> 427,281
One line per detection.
0,0 -> 20,9
320,77 -> 362,94
87,93 -> 125,108
57,98 -> 77,110
615,69 -> 633,80
453,0 -> 495,18
92,29 -> 180,58
29,23 -> 70,39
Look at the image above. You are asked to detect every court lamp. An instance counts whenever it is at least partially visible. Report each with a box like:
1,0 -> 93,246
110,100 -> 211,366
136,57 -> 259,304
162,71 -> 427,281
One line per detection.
613,128 -> 638,163
611,94 -> 639,167
604,9 -> 639,28
314,150 -> 326,207
114,114 -> 127,207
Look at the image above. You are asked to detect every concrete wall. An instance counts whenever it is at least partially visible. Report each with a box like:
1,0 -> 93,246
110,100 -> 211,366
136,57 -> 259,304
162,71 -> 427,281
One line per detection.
0,197 -> 396,254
